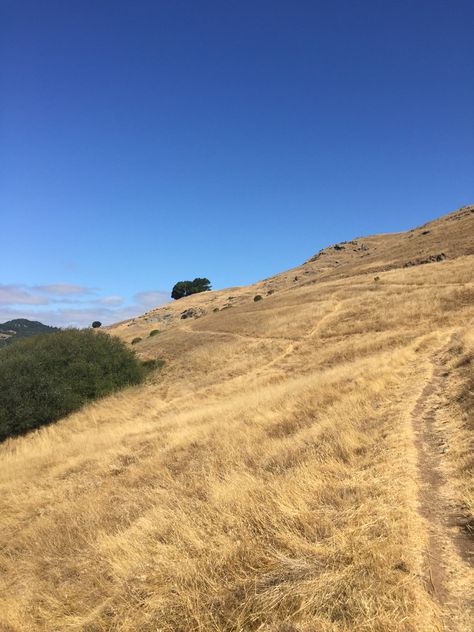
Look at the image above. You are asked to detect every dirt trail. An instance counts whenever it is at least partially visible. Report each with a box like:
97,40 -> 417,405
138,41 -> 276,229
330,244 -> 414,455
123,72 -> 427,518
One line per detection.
412,337 -> 473,630
181,324 -> 298,344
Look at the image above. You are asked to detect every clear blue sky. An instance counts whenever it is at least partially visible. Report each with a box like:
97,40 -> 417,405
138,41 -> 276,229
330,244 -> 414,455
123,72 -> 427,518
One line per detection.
1,0 -> 473,326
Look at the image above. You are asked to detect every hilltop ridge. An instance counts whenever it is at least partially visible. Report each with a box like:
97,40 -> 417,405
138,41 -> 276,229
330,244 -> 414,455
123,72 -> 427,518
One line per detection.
0,318 -> 58,346
109,203 -> 473,348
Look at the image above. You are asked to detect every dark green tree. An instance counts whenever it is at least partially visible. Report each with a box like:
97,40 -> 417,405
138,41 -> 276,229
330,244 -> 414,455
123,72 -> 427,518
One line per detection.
171,278 -> 211,300
190,278 -> 211,294
91,321 -> 102,328
171,281 -> 193,300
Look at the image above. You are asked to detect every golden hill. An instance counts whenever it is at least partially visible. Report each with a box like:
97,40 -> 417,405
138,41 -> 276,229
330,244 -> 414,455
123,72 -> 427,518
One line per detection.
1,204 -> 473,631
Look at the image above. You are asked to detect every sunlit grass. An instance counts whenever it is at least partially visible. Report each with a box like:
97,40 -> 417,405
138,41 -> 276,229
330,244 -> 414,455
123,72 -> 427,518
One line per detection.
0,243 -> 472,630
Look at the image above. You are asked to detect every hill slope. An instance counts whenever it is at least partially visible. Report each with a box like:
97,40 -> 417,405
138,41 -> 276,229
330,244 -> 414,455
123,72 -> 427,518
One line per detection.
0,204 -> 473,631
0,318 -> 59,346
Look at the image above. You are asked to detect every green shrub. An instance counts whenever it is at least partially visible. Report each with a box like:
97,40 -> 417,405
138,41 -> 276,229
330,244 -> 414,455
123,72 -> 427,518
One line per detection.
91,321 -> 102,328
254,295 -> 263,302
131,337 -> 142,345
149,329 -> 160,337
0,329 -> 145,441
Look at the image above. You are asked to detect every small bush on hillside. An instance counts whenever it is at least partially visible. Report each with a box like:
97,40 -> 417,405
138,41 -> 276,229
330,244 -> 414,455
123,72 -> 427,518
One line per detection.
213,307 -> 219,312
0,329 -> 145,441
91,321 -> 102,328
254,295 -> 263,302
142,358 -> 166,372
131,337 -> 142,345
149,329 -> 160,337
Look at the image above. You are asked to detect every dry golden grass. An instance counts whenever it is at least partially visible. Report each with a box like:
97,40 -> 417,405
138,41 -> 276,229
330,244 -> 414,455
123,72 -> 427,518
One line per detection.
438,328 -> 474,542
0,206 -> 473,631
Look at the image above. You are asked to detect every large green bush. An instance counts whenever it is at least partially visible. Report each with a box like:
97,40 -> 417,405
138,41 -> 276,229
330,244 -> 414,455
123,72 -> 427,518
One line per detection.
0,329 -> 145,441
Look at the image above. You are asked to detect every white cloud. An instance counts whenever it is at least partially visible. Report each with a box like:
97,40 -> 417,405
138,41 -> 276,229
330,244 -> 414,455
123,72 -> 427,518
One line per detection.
134,290 -> 169,308
0,284 -> 49,305
34,283 -> 96,295
94,295 -> 124,306
0,282 -> 98,306
0,305 -> 139,328
0,286 -> 170,328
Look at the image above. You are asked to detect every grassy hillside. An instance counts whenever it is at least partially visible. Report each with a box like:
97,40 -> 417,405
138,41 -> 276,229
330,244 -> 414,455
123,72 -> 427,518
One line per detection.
0,205 -> 472,631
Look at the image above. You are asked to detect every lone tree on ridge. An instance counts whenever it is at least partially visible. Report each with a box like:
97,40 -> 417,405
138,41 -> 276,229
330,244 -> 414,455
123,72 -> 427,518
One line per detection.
171,278 -> 211,300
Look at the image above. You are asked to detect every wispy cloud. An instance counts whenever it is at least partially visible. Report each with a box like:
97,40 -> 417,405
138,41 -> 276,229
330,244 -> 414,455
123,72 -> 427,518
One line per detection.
134,290 -> 169,308
94,295 -> 124,306
0,284 -> 49,305
0,306 -> 137,328
0,284 -> 169,328
0,283 -> 97,305
34,283 -> 96,295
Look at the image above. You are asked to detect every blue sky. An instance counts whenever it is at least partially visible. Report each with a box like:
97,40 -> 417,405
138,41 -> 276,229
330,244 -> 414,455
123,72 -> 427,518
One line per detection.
1,0 -> 473,326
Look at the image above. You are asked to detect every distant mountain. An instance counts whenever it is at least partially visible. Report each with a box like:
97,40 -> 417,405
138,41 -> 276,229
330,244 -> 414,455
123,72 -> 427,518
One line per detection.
0,319 -> 59,347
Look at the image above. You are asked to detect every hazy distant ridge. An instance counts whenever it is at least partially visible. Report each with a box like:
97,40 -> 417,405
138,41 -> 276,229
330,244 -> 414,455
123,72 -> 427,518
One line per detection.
0,318 -> 58,346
